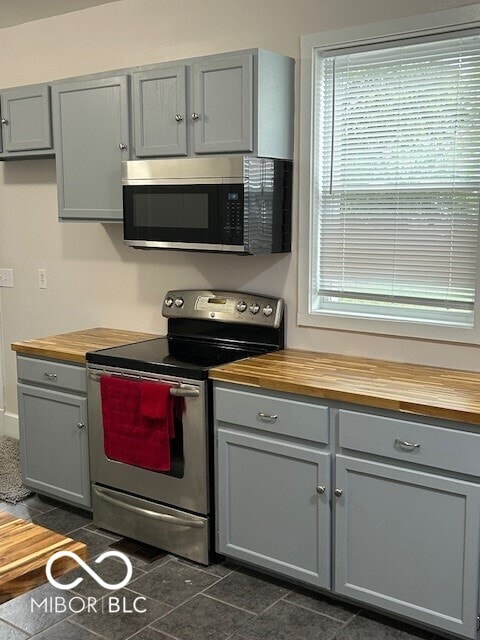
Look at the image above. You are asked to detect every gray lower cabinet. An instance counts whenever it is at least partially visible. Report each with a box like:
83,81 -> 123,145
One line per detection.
334,455 -> 480,639
52,75 -> 130,221
17,355 -> 90,509
217,428 -> 331,588
214,383 -> 480,640
0,83 -> 54,157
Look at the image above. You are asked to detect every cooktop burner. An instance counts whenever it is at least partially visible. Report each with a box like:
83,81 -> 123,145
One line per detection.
86,289 -> 284,380
87,336 -> 267,380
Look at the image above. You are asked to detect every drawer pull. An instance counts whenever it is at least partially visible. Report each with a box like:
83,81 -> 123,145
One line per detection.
258,412 -> 278,422
44,372 -> 58,380
316,485 -> 326,494
394,438 -> 420,450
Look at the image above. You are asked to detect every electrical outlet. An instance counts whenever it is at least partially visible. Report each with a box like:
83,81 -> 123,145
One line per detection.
0,269 -> 14,288
38,269 -> 47,289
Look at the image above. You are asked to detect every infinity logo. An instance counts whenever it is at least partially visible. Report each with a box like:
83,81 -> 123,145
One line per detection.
46,550 -> 133,591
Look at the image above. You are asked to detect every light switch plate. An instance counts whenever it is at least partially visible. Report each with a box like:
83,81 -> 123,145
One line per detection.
0,269 -> 14,288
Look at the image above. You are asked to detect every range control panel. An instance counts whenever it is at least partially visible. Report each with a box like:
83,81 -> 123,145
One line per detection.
162,290 -> 284,328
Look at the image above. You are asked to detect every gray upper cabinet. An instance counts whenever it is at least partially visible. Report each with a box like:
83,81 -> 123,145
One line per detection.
53,75 -> 130,221
133,65 -> 187,157
0,84 -> 53,156
132,49 -> 294,160
192,54 -> 253,154
334,455 -> 480,640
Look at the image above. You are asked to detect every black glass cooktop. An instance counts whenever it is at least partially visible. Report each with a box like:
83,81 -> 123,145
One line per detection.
86,337 -> 267,380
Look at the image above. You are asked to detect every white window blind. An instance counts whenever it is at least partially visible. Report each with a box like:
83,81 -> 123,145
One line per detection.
313,35 -> 480,326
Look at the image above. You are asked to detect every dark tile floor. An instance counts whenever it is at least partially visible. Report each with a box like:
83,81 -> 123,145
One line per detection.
0,497 -> 444,640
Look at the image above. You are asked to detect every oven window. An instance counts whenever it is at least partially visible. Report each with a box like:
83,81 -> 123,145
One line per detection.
166,412 -> 184,479
132,193 -> 209,229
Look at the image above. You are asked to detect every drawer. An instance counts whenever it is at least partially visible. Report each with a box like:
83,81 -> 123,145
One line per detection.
338,409 -> 480,476
215,386 -> 329,444
17,355 -> 86,393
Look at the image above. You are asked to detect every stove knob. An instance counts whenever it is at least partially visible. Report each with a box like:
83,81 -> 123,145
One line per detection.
250,302 -> 260,314
174,297 -> 184,308
236,300 -> 247,312
164,297 -> 174,308
262,304 -> 274,317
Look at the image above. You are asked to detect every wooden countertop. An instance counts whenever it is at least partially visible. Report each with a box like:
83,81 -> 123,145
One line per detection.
209,349 -> 480,425
11,327 -> 158,364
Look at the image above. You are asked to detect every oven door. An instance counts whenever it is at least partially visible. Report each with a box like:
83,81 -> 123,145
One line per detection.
87,365 -> 209,515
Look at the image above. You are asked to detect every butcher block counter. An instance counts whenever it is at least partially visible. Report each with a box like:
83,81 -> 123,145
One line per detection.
209,349 -> 480,425
11,327 -> 157,364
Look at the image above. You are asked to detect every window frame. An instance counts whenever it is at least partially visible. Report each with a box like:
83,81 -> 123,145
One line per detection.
298,5 -> 480,344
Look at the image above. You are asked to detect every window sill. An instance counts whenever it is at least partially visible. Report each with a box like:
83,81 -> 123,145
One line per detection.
297,311 -> 480,344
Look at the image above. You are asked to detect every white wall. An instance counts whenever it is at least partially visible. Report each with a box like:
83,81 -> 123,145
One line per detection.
1,0 -> 479,436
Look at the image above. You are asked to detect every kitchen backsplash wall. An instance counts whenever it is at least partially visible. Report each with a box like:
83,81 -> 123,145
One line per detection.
0,0 -> 479,433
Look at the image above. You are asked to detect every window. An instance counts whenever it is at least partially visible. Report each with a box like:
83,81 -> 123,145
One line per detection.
299,8 -> 480,343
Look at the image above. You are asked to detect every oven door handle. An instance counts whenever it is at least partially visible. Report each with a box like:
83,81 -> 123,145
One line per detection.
170,386 -> 200,398
93,488 -> 206,528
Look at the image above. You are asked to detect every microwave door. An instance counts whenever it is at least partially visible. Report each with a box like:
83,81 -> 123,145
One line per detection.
123,184 -> 222,249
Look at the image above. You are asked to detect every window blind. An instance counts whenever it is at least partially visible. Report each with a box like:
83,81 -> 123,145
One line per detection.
313,35 -> 480,324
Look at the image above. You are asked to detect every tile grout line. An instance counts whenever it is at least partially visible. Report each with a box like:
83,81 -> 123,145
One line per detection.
79,524 -> 122,541
67,617 -> 111,639
223,590 -> 295,640
112,559 -> 229,618
0,618 -> 35,637
201,592 -> 258,615
281,596 -> 360,624
328,612 -> 360,640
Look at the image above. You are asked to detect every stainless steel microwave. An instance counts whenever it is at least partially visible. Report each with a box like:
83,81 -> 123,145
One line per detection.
122,156 -> 292,255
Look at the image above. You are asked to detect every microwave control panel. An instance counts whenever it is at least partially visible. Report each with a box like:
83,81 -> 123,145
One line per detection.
162,290 -> 284,328
220,185 -> 244,246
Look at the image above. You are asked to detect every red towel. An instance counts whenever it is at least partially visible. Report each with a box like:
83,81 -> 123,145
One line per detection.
140,381 -> 175,438
100,375 -> 173,472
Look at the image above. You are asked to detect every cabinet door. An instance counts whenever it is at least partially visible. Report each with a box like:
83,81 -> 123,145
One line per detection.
18,384 -> 90,508
193,54 -> 253,154
334,455 -> 480,639
133,66 -> 187,157
0,85 -> 52,152
217,428 -> 331,589
52,76 -> 130,221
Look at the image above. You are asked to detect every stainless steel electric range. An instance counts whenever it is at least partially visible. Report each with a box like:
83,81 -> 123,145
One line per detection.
86,290 -> 284,564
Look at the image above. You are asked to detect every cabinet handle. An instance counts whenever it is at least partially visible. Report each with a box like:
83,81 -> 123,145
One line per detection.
316,485 -> 326,494
394,438 -> 420,450
334,489 -> 343,497
0,118 -> 8,125
44,372 -> 57,380
77,422 -> 85,430
175,114 -> 183,122
191,113 -> 200,121
119,143 -> 128,150
258,412 -> 278,422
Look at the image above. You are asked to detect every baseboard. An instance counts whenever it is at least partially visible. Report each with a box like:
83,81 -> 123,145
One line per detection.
2,412 -> 19,438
